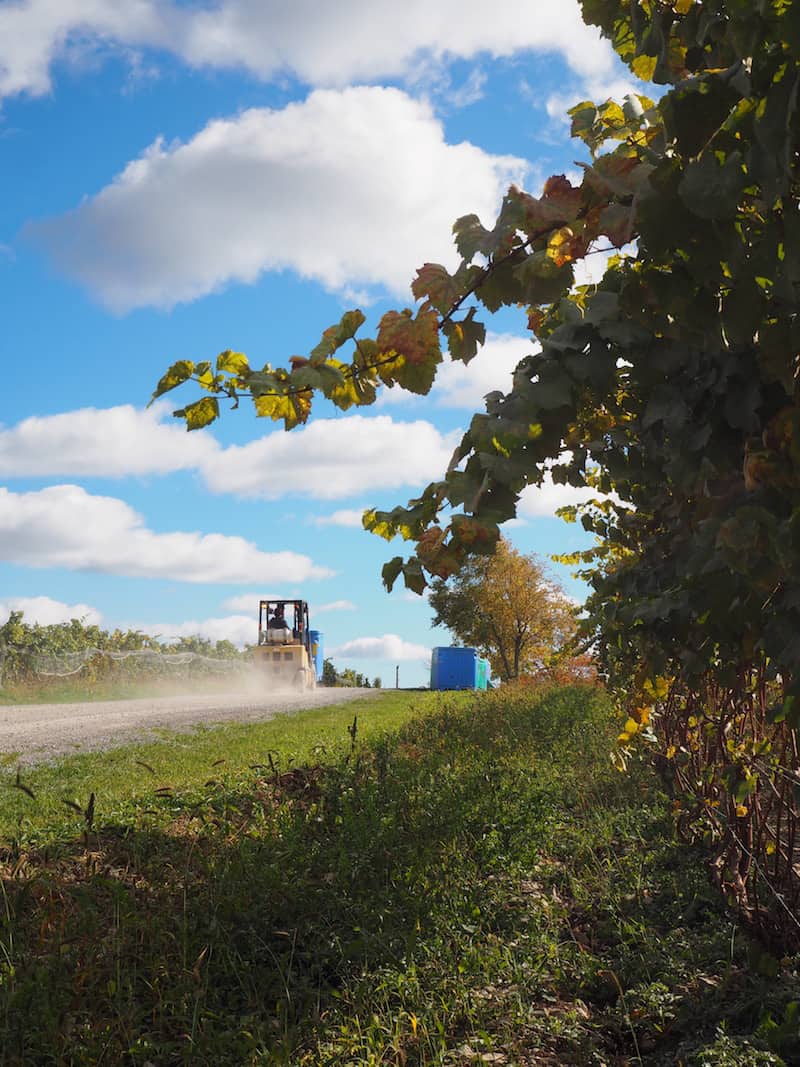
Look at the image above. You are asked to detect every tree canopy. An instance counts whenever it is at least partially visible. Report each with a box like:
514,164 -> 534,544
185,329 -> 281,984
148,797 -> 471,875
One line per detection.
154,0 -> 800,704
429,539 -> 575,682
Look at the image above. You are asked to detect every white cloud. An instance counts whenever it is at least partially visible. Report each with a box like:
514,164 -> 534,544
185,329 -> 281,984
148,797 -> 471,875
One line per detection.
0,595 -> 103,627
145,614 -> 256,647
313,600 -> 357,614
0,402 -> 215,478
311,509 -> 366,529
1,1 -> 614,100
29,87 -> 526,310
0,484 -> 333,583
573,240 -> 637,288
444,67 -> 487,108
517,471 -> 607,518
0,1 -> 159,98
433,332 -> 535,408
398,588 -> 431,602
222,592 -> 279,612
0,406 -> 459,501
378,332 -> 535,411
331,633 -> 431,661
201,414 -> 460,500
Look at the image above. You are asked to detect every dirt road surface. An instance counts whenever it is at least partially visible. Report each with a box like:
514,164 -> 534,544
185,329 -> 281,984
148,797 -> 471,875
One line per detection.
0,687 -> 373,764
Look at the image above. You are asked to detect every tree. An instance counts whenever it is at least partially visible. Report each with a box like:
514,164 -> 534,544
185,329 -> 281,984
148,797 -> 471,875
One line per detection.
321,657 -> 337,687
152,0 -> 800,702
429,539 -> 575,682
153,1 -> 800,929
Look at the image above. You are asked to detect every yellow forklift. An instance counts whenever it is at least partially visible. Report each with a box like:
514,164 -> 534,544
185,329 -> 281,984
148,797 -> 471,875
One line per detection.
253,599 -> 317,690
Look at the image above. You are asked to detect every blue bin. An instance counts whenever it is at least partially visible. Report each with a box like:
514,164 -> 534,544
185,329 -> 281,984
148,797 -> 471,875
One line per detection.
430,647 -> 485,690
476,657 -> 490,691
309,630 -> 323,681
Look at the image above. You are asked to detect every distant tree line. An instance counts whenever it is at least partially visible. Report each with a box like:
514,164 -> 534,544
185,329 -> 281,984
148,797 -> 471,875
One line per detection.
321,658 -> 381,689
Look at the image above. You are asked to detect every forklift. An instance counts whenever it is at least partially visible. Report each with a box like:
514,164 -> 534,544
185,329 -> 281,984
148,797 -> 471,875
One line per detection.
253,599 -> 317,690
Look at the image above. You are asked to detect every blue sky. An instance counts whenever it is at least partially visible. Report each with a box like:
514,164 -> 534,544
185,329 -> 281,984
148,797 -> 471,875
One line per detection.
0,1 -> 637,687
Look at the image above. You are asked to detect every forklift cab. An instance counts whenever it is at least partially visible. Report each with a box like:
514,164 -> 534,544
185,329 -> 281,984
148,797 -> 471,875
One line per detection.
258,599 -> 309,649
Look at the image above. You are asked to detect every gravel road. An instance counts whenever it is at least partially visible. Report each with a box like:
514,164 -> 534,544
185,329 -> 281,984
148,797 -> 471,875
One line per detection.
0,687 -> 374,764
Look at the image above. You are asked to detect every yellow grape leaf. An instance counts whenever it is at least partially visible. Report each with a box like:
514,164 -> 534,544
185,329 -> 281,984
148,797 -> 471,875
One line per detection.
363,509 -> 413,542
632,54 -> 657,80
674,0 -> 693,12
196,363 -> 214,388
546,227 -> 577,267
666,745 -> 676,759
152,359 -> 194,401
735,804 -> 749,818
179,396 -> 219,430
766,841 -> 776,856
624,717 -> 640,736
644,675 -> 669,700
216,350 -> 249,375
254,391 -> 312,428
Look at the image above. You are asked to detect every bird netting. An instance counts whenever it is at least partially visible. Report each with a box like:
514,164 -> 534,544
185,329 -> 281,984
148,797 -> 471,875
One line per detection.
12,646 -> 246,679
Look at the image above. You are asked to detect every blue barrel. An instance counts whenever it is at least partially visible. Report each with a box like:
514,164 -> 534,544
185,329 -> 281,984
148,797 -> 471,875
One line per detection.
309,630 -> 324,680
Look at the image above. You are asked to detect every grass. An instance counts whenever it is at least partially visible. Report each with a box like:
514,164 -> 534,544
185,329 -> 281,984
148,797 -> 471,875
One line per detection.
0,689 -> 432,842
0,684 -> 798,1065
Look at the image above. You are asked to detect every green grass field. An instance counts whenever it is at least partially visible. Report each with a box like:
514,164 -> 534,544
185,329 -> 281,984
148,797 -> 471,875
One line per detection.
0,685 -> 797,1065
0,689 -> 433,841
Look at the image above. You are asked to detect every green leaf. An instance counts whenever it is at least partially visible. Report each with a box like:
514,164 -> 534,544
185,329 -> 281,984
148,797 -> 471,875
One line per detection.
598,202 -> 634,247
452,214 -> 494,260
531,364 -> 574,411
642,386 -> 690,431
309,310 -> 366,365
381,556 -> 404,592
661,78 -> 741,158
569,100 -> 601,149
402,558 -> 427,596
722,281 -> 763,346
513,252 -> 574,307
442,309 -> 486,364
678,151 -> 746,220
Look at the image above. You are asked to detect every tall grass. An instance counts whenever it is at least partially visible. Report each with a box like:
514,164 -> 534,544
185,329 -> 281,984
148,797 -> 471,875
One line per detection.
0,685 -> 797,1065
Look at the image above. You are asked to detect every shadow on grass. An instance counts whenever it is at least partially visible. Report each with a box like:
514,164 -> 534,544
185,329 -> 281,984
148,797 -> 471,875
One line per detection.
1,686 -> 796,1066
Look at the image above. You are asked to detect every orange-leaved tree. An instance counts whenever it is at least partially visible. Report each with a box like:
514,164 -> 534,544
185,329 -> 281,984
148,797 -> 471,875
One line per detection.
428,539 -> 576,682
